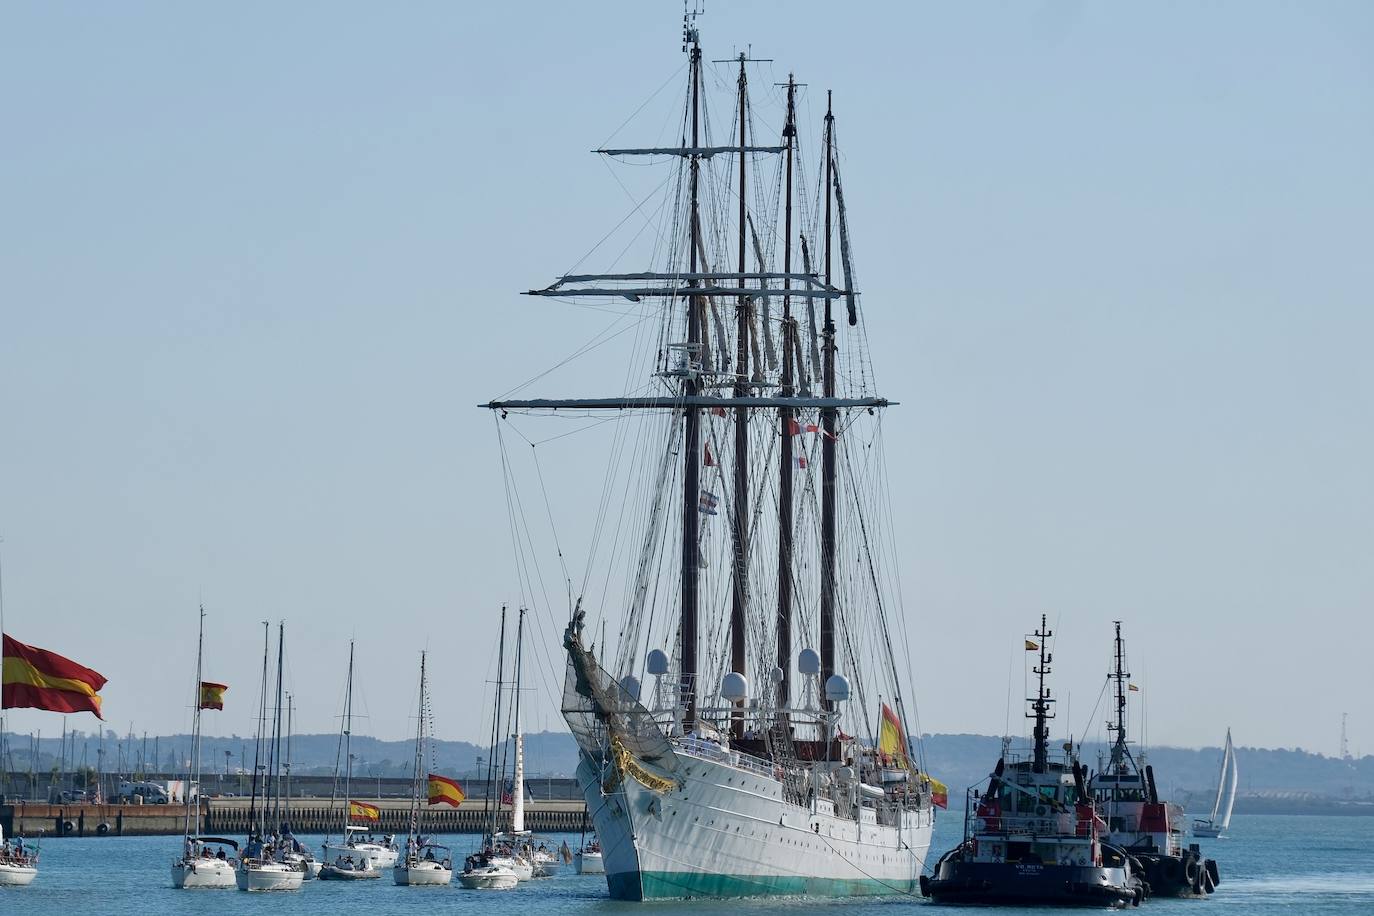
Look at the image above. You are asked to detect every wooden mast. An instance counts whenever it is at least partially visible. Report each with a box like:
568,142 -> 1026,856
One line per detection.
776,74 -> 797,707
680,26 -> 703,730
820,91 -> 837,710
730,52 -> 750,739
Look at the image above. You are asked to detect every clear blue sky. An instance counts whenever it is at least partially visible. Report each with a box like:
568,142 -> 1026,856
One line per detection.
1,2 -> 1370,755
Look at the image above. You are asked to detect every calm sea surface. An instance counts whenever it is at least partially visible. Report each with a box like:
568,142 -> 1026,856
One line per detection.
5,815 -> 1373,914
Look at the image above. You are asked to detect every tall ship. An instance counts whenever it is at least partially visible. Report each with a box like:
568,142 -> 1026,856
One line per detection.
922,618 -> 1147,908
1089,622 -> 1219,896
485,9 -> 938,900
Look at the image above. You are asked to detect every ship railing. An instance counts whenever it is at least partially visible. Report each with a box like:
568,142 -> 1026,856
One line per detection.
673,736 -> 780,781
967,811 -> 1098,840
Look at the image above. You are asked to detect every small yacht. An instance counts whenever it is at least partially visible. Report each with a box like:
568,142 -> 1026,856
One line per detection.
573,840 -> 604,875
393,653 -> 455,887
458,851 -> 520,890
1193,729 -> 1237,838
0,825 -> 38,887
171,837 -> 238,889
318,850 -> 382,881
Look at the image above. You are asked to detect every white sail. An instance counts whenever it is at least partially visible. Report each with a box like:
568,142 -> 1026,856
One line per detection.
1216,730 -> 1237,830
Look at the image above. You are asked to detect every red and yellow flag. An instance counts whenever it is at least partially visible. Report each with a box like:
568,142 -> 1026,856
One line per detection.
427,773 -> 465,807
2,633 -> 107,719
877,702 -> 911,770
348,799 -> 380,822
199,681 -> 228,710
926,775 -> 949,809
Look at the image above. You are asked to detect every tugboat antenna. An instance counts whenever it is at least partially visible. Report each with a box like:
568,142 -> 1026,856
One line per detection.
1028,614 -> 1054,773
1108,620 -> 1132,773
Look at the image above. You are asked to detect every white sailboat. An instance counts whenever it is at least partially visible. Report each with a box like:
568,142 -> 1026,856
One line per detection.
0,823 -> 38,887
1193,728 -> 1237,838
459,607 -> 524,890
321,641 -> 396,879
394,652 -> 454,886
236,622 -> 304,892
171,606 -> 237,889
485,11 -> 938,900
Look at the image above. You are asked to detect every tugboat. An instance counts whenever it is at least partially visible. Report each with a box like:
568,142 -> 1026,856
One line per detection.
1090,622 -> 1219,897
921,617 -> 1147,908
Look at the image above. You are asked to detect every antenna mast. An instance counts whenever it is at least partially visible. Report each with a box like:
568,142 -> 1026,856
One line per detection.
1028,615 -> 1054,773
1108,620 -> 1131,773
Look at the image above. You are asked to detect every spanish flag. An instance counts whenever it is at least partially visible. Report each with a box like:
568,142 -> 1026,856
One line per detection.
2,634 -> 107,719
427,773 -> 465,807
348,800 -> 380,823
926,775 -> 949,809
199,681 -> 228,710
877,702 -> 911,770
1025,639 -> 1039,651
1128,683 -> 1140,693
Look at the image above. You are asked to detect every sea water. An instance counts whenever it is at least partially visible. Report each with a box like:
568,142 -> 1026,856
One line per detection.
4,815 -> 1372,914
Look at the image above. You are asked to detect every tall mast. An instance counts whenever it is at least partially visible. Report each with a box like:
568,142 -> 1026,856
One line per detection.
680,21 -> 703,730
268,621 -> 284,828
184,605 -> 205,840
512,607 -> 526,834
820,91 -> 837,709
408,653 -> 426,841
729,51 -> 750,740
342,640 -> 354,833
484,607 -> 507,842
1028,615 -> 1054,773
248,620 -> 269,838
776,73 -> 798,706
1109,620 -> 1130,772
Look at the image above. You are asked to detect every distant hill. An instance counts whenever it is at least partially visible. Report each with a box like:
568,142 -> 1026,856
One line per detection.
7,729 -> 1372,805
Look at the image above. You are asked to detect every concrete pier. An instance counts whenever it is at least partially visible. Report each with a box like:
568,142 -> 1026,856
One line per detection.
1,797 -> 588,838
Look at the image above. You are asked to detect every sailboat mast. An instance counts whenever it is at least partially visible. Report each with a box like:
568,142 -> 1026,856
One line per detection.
342,640 -> 354,834
776,73 -> 798,706
820,91 -> 837,708
1029,615 -> 1054,773
512,607 -> 526,834
485,607 -> 507,841
730,51 -> 750,740
408,653 -> 426,840
268,621 -> 284,828
283,692 -> 292,828
680,26 -> 703,729
248,620 -> 269,838
184,605 -> 205,839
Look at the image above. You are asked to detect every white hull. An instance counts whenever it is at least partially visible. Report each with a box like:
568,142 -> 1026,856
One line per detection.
578,748 -> 934,899
1192,823 -> 1223,838
0,863 -> 38,887
323,841 -> 398,868
393,862 -> 453,885
574,850 -> 604,874
459,865 -> 519,890
171,858 -> 236,888
235,862 -> 304,891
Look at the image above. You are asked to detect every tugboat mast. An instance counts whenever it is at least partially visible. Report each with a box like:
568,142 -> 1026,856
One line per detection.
1108,620 -> 1131,773
1028,614 -> 1054,773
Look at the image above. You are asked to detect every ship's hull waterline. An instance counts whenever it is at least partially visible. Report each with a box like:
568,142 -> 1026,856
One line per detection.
577,751 -> 933,900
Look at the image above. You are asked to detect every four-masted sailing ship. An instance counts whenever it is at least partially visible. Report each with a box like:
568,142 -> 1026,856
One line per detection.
487,12 -> 937,900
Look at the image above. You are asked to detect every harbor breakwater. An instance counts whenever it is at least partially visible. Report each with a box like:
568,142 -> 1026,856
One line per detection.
1,797 -> 589,838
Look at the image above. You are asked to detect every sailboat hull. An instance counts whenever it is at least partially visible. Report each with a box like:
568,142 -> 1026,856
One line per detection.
393,862 -> 454,885
577,749 -> 933,900
171,858 -> 236,888
0,863 -> 38,887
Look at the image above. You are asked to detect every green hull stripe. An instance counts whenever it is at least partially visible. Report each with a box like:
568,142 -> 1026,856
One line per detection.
607,870 -> 919,900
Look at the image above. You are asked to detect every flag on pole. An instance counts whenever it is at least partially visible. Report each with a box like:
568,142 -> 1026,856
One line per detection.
500,779 -> 514,806
877,702 -> 912,770
348,800 -> 380,822
1025,639 -> 1039,651
2,634 -> 107,719
926,775 -> 949,809
1128,683 -> 1140,692
704,442 -> 716,467
786,417 -> 802,437
805,422 -> 820,433
793,455 -> 808,470
427,773 -> 465,807
699,490 -> 719,515
198,681 -> 228,710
